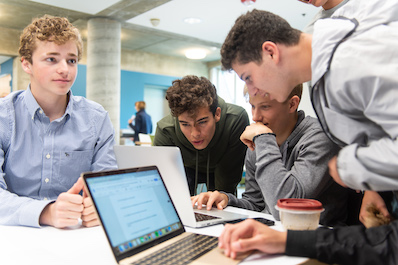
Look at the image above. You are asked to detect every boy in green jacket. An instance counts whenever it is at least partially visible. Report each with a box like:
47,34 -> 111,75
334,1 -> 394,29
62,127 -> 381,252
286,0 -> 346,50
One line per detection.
154,75 -> 249,195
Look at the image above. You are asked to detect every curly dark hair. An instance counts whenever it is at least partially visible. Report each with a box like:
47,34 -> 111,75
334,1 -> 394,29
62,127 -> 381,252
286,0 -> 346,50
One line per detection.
166,75 -> 218,118
221,9 -> 301,71
19,15 -> 82,63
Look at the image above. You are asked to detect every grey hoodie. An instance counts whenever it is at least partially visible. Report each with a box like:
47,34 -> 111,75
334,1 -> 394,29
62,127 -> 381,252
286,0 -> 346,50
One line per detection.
227,111 -> 349,226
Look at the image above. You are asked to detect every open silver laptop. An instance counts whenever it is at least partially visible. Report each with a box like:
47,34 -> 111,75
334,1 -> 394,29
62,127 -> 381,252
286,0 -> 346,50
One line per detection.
82,166 -> 248,265
113,145 -> 247,228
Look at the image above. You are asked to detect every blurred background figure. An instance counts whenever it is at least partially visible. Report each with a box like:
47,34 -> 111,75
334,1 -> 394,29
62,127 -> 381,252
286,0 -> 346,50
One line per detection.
128,101 -> 153,143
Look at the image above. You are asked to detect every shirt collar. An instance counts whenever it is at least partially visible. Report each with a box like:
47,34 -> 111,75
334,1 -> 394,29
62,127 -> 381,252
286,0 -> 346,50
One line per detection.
64,90 -> 74,117
25,85 -> 74,121
24,85 -> 42,120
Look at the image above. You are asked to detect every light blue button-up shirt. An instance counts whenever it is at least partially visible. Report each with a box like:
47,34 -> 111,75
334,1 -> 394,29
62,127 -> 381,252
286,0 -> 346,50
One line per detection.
0,87 -> 117,227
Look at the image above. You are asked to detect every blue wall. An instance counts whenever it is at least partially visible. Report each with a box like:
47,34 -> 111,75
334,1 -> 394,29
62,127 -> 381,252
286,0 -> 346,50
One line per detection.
1,58 -> 13,75
0,58 -> 14,89
71,64 -> 86,97
120,70 -> 178,129
69,64 -> 179,129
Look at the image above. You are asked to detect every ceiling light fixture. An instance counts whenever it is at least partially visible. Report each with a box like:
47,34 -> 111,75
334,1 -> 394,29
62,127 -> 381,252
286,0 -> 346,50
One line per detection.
241,0 -> 256,6
150,18 -> 160,27
185,49 -> 207,60
183,17 -> 202,24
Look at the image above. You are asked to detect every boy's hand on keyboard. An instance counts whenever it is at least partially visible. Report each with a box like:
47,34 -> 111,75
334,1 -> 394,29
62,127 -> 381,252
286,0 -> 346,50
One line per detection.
191,191 -> 229,210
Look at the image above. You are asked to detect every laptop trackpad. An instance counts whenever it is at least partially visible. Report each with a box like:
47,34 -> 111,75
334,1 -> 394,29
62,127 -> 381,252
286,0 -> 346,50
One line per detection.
191,247 -> 251,265
194,207 -> 248,220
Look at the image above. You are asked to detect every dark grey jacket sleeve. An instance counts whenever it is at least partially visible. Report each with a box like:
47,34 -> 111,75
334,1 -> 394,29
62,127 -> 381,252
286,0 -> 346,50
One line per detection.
286,220 -> 398,265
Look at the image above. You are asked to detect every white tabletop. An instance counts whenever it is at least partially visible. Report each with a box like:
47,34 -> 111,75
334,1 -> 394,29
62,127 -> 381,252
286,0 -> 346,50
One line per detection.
0,206 -> 308,265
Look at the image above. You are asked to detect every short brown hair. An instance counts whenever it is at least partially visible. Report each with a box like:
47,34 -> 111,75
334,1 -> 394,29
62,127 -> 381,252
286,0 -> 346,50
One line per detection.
221,9 -> 301,71
287,83 -> 303,100
166,75 -> 218,117
135,101 -> 146,110
19,15 -> 82,63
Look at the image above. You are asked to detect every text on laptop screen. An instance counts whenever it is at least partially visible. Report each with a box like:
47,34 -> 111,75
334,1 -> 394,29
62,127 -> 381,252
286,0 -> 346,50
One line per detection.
85,169 -> 182,254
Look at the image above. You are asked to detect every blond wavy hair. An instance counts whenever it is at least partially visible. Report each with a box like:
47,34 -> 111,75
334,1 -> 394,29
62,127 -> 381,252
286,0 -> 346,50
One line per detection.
19,15 -> 82,63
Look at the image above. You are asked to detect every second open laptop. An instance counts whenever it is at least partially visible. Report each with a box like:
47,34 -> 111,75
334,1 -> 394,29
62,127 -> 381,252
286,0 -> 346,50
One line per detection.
113,145 -> 247,227
82,166 -> 247,265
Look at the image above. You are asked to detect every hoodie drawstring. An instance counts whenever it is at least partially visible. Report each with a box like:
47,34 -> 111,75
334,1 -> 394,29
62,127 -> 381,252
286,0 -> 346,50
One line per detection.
194,151 -> 199,195
193,151 -> 211,195
206,152 -> 210,193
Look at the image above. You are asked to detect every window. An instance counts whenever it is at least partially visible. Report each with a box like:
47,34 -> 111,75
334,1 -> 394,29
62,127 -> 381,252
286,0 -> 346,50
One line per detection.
210,67 -> 252,122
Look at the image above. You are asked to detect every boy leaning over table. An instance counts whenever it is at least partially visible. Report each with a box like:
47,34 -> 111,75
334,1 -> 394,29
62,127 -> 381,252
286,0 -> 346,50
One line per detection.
217,0 -> 398,264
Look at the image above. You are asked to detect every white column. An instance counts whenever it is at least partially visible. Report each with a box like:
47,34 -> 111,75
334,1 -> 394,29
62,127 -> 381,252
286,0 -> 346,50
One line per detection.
87,18 -> 121,144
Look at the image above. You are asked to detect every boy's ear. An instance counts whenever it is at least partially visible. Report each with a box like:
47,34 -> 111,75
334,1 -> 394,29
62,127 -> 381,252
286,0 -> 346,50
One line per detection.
214,107 -> 221,122
21,58 -> 32,74
289,95 -> 300,113
261,41 -> 280,63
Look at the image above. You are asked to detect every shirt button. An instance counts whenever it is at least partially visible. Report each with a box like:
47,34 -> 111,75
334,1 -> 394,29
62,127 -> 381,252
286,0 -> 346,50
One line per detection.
45,178 -> 49,183
39,110 -> 43,114
46,153 -> 51,159
44,197 -> 48,200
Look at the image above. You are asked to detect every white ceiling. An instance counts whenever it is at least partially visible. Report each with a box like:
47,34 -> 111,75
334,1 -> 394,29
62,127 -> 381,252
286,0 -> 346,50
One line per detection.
29,0 -> 121,15
9,0 -> 320,62
127,0 -> 318,44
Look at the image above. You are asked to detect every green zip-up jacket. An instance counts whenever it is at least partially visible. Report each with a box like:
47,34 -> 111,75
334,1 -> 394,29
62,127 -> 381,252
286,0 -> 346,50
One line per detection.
153,97 -> 249,194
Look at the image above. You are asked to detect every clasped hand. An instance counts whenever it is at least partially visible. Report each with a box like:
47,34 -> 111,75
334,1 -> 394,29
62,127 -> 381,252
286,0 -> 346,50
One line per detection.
39,177 -> 99,228
240,122 -> 273,151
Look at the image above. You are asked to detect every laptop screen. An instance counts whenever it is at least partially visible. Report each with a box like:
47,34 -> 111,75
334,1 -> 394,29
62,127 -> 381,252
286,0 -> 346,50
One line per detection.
83,166 -> 184,259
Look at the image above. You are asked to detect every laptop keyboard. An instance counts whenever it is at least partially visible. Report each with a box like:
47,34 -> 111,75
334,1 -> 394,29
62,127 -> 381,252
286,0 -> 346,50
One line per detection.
194,212 -> 221,222
130,233 -> 218,265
